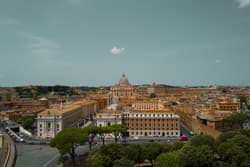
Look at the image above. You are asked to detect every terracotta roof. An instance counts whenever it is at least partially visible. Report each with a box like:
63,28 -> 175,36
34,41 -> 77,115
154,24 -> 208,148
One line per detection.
39,104 -> 82,115
130,109 -> 170,113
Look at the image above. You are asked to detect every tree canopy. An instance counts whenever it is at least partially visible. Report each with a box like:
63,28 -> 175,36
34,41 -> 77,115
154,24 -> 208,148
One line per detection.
190,134 -> 215,148
223,113 -> 250,129
50,128 -> 88,167
86,132 -> 250,167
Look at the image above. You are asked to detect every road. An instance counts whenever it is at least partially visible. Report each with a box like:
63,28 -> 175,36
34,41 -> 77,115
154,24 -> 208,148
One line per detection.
15,144 -> 59,167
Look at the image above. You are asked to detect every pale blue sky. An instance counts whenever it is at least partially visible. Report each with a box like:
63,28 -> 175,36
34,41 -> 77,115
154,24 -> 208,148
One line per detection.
0,0 -> 250,86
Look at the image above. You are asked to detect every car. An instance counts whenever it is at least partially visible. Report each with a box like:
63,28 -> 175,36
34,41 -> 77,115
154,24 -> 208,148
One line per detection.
180,135 -> 189,141
134,136 -> 139,140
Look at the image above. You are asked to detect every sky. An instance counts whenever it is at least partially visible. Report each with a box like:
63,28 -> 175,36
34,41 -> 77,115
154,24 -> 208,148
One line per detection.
0,0 -> 250,87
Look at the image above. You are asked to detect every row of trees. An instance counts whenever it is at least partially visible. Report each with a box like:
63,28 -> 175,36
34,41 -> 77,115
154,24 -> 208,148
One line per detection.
87,130 -> 250,167
15,85 -> 75,97
50,125 -> 127,167
223,113 -> 250,129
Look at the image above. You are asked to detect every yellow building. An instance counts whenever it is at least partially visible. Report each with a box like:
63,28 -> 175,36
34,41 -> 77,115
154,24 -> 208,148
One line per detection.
216,98 -> 240,113
123,109 -> 180,137
123,99 -> 180,138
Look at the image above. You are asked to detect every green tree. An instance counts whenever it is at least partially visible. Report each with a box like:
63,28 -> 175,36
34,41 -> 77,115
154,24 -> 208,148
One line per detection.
161,142 -> 174,153
16,116 -> 35,129
22,117 -> 34,129
113,158 -> 134,167
123,144 -> 143,165
83,126 -> 100,151
218,134 -> 250,167
172,141 -> 185,151
238,96 -> 247,108
155,151 -> 181,167
100,143 -> 124,161
97,126 -> 112,145
141,142 -> 162,165
190,134 -> 215,148
180,144 -> 214,167
87,148 -> 112,167
109,124 -> 127,143
50,128 -> 88,167
215,131 -> 240,146
150,93 -> 157,98
223,113 -> 250,129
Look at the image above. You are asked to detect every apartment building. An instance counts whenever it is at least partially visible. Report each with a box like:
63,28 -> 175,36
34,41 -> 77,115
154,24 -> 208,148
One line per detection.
37,100 -> 97,139
216,98 -> 240,113
123,110 -> 180,137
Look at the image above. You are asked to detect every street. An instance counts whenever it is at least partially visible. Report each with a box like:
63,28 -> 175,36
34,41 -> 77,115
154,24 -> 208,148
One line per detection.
15,144 -> 59,167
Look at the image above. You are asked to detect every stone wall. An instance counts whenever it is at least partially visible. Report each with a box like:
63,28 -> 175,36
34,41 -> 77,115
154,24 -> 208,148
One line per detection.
191,118 -> 221,139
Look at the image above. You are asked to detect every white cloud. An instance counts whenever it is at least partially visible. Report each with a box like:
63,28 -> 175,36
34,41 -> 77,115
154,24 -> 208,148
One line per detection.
236,0 -> 250,8
110,47 -> 125,55
0,17 -> 19,26
215,59 -> 222,64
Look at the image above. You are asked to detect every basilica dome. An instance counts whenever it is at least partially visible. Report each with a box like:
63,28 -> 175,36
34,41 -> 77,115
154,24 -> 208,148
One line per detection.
118,73 -> 130,87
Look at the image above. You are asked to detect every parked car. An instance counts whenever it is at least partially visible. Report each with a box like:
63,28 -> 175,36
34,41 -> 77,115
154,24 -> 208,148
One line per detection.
180,135 -> 189,141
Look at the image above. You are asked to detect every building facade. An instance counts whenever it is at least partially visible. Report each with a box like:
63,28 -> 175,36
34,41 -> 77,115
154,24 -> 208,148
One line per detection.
110,73 -> 135,97
147,83 -> 166,95
216,98 -> 240,113
37,100 -> 97,139
96,109 -> 123,127
123,110 -> 180,137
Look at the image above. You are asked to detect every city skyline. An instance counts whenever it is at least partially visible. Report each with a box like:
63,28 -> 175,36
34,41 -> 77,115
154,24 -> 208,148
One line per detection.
1,0 -> 250,87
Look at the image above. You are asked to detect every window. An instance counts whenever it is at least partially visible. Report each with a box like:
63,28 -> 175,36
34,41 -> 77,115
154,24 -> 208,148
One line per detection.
57,124 -> 59,128
40,124 -> 42,128
40,133 -> 42,136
